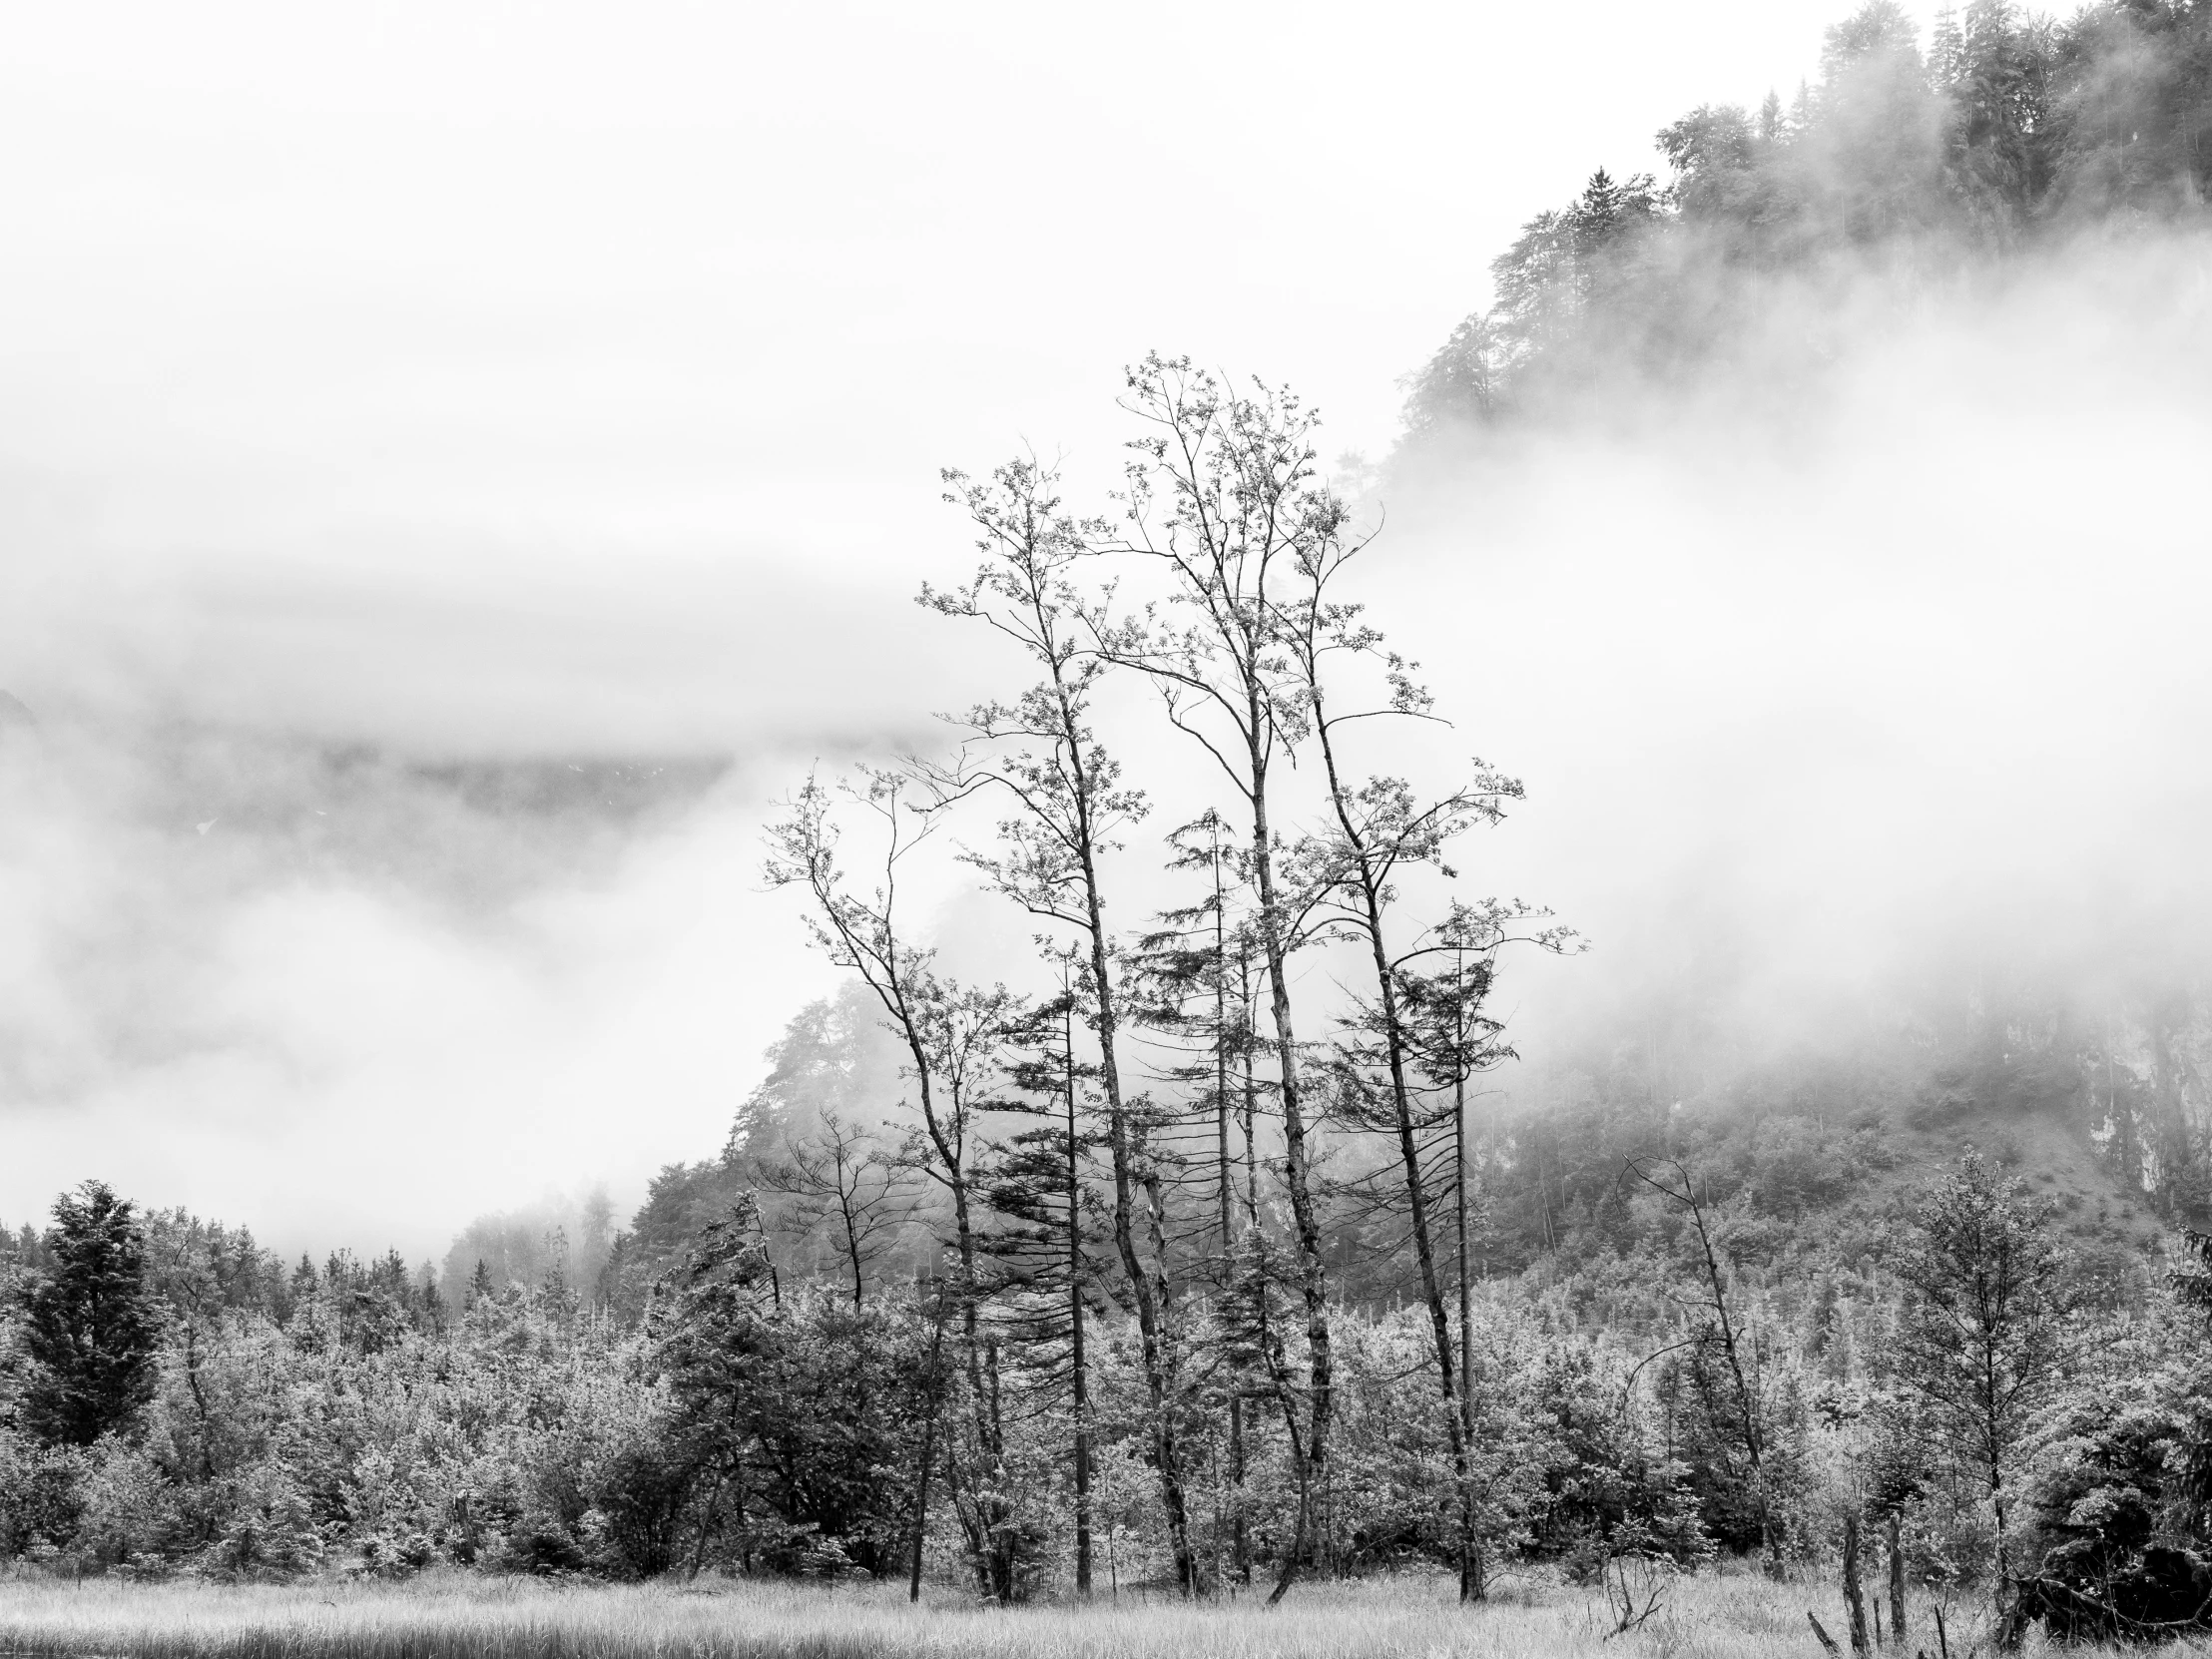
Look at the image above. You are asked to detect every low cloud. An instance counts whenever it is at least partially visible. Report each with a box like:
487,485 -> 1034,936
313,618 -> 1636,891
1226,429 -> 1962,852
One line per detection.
4,233 -> 2207,1257
1378,232 -> 2212,1079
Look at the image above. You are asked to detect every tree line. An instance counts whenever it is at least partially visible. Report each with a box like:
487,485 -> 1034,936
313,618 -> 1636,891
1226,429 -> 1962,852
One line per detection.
9,1147 -> 2212,1648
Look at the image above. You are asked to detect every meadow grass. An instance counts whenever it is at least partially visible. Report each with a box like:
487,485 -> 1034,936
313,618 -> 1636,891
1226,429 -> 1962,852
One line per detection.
0,1568 -> 2178,1659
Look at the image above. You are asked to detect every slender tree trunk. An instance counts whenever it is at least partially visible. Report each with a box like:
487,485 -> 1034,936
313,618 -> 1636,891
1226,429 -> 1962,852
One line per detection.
1247,726 -> 1334,1605
1456,1063 -> 1483,1600
871,967 -> 998,1599
1215,862 -> 1250,1589
689,1464 -> 729,1579
1311,714 -> 1476,1598
1844,1512 -> 1870,1656
1889,1510 -> 1908,1647
1235,952 -> 1261,1585
984,1335 -> 1014,1600
1990,1449 -> 2016,1650
840,1187 -> 865,1311
908,1286 -> 947,1602
941,1165 -> 1010,1600
1067,1003 -> 1093,1598
1053,665 -> 1199,1597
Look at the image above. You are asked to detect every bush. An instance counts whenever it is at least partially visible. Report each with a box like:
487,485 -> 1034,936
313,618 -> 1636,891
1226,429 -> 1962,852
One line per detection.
74,1439 -> 176,1566
212,1461 -> 325,1578
356,1528 -> 439,1578
491,1523 -> 591,1575
0,1435 -> 90,1555
588,1431 -> 697,1578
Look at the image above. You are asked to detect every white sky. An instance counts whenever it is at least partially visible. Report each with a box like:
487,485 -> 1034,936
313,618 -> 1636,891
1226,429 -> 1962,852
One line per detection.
0,0 -> 1883,577
24,0 -> 2207,1266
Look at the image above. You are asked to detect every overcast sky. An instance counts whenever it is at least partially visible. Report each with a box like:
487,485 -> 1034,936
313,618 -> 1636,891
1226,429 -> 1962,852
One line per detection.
17,0 -> 2211,1262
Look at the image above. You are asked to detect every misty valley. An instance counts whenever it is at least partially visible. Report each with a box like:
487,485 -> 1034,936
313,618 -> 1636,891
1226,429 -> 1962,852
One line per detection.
8,4 -> 2212,1658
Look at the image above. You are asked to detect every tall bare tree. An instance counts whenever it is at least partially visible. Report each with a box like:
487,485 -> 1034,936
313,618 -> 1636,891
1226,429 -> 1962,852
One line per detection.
1281,556 -> 1526,1601
918,455 -> 1201,1594
1099,354 -> 1346,1601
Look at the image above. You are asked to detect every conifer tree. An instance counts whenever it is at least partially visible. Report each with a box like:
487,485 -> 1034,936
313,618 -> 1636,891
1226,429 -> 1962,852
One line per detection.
19,1180 -> 162,1446
985,979 -> 1112,1595
1895,1149 -> 2078,1645
1138,809 -> 1265,1584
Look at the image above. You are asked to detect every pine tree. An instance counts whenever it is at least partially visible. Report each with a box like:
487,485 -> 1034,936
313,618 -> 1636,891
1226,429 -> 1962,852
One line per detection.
418,1264 -> 447,1331
19,1181 -> 163,1445
1894,1148 -> 2078,1647
985,979 -> 1113,1595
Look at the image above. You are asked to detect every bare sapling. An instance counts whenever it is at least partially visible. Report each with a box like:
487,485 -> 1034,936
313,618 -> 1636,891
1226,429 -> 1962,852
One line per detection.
1627,1155 -> 1785,1578
756,1109 -> 919,1310
762,771 -> 1027,1601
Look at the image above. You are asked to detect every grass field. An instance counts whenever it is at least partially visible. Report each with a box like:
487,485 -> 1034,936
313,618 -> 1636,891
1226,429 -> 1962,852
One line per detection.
0,1568 -> 2134,1659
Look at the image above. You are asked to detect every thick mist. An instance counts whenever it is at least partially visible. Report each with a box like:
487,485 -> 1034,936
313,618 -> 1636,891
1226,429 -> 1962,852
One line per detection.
9,233 -> 2210,1256
6,234 -> 2207,1260
1379,233 -> 2212,1100
0,221 -> 2203,1256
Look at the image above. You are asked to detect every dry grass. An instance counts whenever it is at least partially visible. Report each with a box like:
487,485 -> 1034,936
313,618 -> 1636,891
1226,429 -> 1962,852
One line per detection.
0,1569 -> 2182,1659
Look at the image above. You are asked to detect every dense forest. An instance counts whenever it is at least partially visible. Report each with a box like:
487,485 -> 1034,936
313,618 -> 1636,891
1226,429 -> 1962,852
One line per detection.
7,3 -> 2212,1648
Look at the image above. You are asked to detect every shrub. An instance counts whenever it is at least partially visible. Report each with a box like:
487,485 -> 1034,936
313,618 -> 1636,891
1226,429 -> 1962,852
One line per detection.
212,1462 -> 325,1578
0,1435 -> 91,1554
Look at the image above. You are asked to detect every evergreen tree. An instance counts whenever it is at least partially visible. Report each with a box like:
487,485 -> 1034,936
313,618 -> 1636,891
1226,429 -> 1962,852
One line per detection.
1894,1149 -> 2079,1645
984,982 -> 1115,1594
18,1181 -> 163,1446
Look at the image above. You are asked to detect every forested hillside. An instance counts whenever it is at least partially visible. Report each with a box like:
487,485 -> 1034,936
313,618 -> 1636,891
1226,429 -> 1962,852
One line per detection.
6,5 -> 2212,1646
1401,0 -> 2212,431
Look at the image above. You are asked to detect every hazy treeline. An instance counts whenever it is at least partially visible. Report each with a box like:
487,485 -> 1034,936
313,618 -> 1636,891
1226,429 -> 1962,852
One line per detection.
1401,0 -> 2212,431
